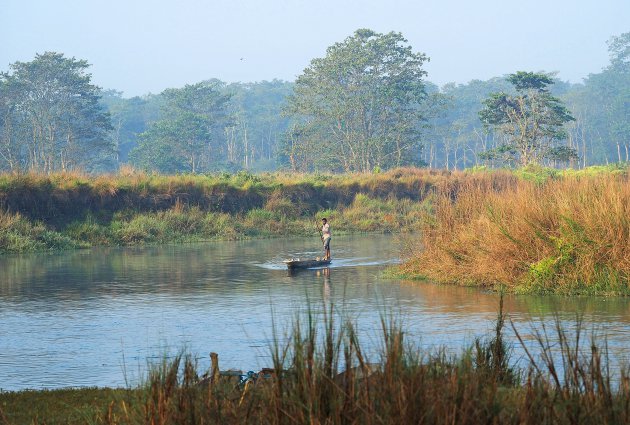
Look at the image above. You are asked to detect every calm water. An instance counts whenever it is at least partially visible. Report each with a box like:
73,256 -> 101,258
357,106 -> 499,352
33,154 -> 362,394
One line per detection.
1,234 -> 630,391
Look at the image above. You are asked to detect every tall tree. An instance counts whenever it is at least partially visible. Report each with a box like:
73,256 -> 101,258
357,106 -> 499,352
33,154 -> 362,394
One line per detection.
285,29 -> 429,172
129,81 -> 231,173
596,32 -> 630,163
561,33 -> 630,166
608,32 -> 630,69
479,71 -> 575,166
99,90 -> 161,166
0,77 -> 23,171
224,80 -> 293,171
0,52 -> 112,173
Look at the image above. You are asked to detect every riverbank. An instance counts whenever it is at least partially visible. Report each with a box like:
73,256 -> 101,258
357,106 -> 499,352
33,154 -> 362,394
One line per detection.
400,164 -> 630,295
0,166 -> 576,254
1,304 -> 628,424
0,168 -> 438,253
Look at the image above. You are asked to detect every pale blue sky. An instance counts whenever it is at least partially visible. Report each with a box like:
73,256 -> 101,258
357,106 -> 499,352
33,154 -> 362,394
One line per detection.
2,0 -> 629,97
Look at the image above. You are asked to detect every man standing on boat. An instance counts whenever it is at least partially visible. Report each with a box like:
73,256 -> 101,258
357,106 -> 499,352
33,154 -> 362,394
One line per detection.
321,218 -> 331,260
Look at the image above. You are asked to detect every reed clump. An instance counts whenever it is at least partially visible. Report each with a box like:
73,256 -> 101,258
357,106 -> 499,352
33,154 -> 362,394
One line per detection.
401,168 -> 630,294
0,209 -> 86,252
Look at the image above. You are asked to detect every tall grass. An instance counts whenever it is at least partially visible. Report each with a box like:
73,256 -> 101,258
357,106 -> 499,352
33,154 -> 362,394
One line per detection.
402,170 -> 630,294
4,300 -> 630,424
0,168 -> 436,253
0,209 -> 86,252
0,168 -> 442,224
98,302 -> 630,424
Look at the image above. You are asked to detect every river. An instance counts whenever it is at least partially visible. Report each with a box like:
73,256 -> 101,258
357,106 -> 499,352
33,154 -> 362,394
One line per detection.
1,234 -> 629,390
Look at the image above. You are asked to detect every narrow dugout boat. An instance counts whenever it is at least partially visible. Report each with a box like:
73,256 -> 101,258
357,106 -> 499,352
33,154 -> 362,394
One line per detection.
283,258 -> 331,270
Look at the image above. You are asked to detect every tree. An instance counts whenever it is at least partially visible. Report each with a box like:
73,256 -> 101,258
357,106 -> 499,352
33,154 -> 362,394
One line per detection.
479,71 -> 575,166
423,78 -> 512,169
99,90 -> 161,166
129,81 -> 231,173
0,52 -> 112,173
601,32 -> 630,163
561,32 -> 630,165
285,29 -> 429,172
0,77 -> 23,171
131,117 -> 211,173
607,31 -> 630,70
224,80 -> 293,171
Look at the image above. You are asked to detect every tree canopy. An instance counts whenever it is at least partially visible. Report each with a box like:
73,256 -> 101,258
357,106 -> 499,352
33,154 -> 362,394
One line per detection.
129,81 -> 231,173
0,52 -> 112,173
285,29 -> 430,172
479,71 -> 575,166
2,31 -> 629,175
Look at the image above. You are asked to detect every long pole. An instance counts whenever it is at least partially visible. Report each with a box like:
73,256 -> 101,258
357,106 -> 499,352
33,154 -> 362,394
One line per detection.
317,221 -> 323,246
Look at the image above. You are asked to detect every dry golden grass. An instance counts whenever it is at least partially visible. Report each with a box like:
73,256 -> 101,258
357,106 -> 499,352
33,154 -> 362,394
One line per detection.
402,171 -> 630,293
0,168 -> 446,220
0,168 -> 444,252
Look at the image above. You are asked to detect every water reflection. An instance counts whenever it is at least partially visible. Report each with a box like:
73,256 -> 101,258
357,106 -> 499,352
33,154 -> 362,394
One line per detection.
0,234 -> 629,391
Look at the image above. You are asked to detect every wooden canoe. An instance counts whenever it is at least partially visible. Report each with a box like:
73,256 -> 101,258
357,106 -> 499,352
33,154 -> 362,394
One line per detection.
283,258 -> 331,270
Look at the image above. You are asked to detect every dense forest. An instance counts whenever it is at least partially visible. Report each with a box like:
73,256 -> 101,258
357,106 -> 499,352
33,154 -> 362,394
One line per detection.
1,30 -> 628,174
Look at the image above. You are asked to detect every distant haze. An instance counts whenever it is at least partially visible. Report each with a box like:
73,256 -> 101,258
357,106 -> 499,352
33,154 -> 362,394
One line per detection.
2,0 -> 629,97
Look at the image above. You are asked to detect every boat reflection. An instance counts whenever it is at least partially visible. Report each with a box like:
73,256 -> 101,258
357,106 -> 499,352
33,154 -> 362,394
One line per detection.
286,264 -> 332,277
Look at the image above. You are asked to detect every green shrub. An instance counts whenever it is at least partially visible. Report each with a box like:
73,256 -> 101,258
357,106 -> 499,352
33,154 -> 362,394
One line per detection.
113,215 -> 166,244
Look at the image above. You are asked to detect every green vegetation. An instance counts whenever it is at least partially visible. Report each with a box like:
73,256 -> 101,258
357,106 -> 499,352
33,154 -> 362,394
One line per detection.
129,82 -> 231,173
0,52 -> 113,173
401,165 -> 630,295
0,388 -> 130,424
2,302 -> 630,424
0,168 -> 434,253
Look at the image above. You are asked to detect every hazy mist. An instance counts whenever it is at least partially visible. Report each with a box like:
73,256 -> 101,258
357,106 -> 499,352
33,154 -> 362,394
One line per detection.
2,0 -> 629,96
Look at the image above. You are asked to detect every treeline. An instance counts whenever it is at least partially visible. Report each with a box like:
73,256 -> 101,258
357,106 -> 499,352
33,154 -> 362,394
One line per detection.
101,79 -> 293,173
424,56 -> 630,169
1,30 -> 628,174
